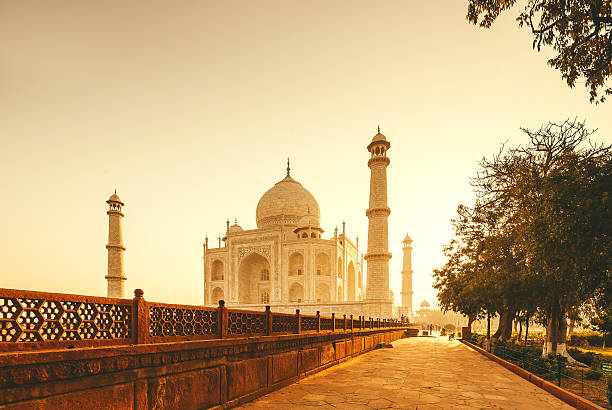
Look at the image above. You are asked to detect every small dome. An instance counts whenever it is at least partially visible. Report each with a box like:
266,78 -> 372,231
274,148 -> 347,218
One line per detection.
107,192 -> 123,204
229,223 -> 243,234
256,173 -> 320,229
403,233 -> 412,243
420,300 -> 430,309
297,214 -> 319,228
372,132 -> 386,143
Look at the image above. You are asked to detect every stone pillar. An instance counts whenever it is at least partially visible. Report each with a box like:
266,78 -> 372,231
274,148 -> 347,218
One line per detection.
106,191 -> 126,298
365,128 -> 392,302
401,234 -> 414,313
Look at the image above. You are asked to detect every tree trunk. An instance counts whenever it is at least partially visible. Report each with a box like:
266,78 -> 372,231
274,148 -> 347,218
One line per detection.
524,313 -> 530,347
568,317 -> 575,338
492,309 -> 515,342
545,304 -> 559,356
486,311 -> 491,351
518,318 -> 523,342
544,304 -> 570,359
467,314 -> 475,330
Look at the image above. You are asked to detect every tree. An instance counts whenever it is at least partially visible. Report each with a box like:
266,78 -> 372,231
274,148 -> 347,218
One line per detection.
515,120 -> 611,354
466,1 -> 612,103
435,118 -> 611,356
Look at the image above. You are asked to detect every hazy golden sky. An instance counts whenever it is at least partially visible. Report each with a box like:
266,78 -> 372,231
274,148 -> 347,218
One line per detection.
1,1 -> 610,307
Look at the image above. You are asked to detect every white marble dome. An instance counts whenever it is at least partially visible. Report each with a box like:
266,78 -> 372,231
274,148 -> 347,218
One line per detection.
256,174 -> 320,229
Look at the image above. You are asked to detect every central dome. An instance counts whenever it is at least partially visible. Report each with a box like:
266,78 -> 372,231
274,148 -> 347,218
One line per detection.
256,174 -> 320,229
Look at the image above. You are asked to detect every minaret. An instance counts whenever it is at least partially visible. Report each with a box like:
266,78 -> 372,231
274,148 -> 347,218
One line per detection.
365,127 -> 392,302
105,191 -> 126,298
401,234 -> 414,312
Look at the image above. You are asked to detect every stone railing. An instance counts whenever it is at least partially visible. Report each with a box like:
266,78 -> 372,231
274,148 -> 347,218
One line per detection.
0,288 -> 409,352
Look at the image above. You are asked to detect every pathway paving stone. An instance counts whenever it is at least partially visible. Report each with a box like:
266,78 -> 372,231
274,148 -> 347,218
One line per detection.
236,336 -> 573,409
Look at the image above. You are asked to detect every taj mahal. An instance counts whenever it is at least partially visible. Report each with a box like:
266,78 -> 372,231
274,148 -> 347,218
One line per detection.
103,129 -> 414,318
200,129 -> 413,318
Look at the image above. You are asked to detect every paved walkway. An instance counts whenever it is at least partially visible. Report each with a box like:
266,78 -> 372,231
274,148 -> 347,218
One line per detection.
237,336 -> 573,409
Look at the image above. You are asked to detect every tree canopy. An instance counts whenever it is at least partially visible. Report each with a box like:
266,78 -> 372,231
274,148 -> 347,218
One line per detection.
467,0 -> 612,103
434,119 -> 611,354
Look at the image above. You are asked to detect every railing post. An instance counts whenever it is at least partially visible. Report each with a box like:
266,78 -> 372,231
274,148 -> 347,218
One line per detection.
343,314 -> 347,330
332,313 -> 335,331
265,305 -> 272,336
218,300 -> 228,339
133,289 -> 147,344
350,314 -> 354,331
316,311 -> 320,333
296,309 -> 301,334
358,315 -> 361,330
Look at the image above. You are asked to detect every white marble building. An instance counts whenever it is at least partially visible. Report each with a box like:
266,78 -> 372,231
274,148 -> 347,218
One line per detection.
204,162 -> 363,308
203,130 -> 394,317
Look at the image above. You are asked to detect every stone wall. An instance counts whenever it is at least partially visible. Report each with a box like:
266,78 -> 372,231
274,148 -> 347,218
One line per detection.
0,287 -> 411,408
0,328 -> 407,409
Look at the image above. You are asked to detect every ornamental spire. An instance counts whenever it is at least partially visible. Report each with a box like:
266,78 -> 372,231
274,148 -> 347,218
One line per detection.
378,125 -> 380,134
286,157 -> 291,176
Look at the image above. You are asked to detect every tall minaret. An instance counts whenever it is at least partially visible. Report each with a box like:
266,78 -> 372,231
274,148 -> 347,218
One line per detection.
401,234 -> 414,312
105,191 -> 126,298
365,127 -> 392,302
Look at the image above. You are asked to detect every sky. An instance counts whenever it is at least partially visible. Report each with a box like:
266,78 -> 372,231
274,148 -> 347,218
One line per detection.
1,1 -> 610,308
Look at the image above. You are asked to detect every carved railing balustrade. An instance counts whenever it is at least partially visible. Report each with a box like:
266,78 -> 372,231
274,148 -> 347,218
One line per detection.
0,288 -> 410,352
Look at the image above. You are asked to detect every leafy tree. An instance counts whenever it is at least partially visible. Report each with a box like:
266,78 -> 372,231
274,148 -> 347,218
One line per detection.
435,119 -> 611,356
466,0 -> 612,103
515,120 -> 611,354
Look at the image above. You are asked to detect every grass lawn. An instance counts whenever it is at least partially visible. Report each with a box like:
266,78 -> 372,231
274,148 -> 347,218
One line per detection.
573,346 -> 612,360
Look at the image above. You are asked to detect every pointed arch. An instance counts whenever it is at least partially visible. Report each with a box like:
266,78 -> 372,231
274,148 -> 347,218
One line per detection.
347,261 -> 356,301
211,287 -> 224,304
238,253 -> 271,304
289,252 -> 304,276
289,282 -> 304,303
316,283 -> 330,303
315,253 -> 330,276
211,260 -> 224,281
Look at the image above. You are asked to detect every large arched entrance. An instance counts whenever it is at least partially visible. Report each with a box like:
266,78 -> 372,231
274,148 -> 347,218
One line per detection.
238,253 -> 271,304
347,261 -> 356,301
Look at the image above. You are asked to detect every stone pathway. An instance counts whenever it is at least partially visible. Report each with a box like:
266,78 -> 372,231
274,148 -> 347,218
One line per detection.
236,336 -> 573,409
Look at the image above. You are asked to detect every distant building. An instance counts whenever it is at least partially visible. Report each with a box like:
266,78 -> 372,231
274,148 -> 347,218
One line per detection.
413,299 -> 466,328
203,129 -> 394,317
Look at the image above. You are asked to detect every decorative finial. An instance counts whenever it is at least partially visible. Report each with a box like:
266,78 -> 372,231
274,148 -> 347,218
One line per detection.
377,125 -> 380,134
114,189 -> 117,194
235,217 -> 237,224
286,157 -> 290,176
